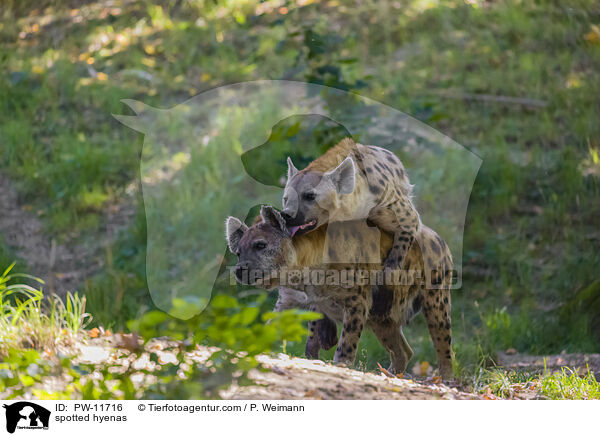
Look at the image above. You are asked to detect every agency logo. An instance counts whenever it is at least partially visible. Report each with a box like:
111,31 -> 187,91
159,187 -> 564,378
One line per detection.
2,402 -> 50,434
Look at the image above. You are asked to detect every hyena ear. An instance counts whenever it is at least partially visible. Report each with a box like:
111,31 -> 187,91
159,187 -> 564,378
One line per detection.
325,156 -> 356,194
260,205 -> 289,235
286,157 -> 299,181
225,217 -> 248,253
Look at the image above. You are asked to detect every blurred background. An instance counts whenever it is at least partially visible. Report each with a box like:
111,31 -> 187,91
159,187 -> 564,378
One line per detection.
1,0 -> 599,382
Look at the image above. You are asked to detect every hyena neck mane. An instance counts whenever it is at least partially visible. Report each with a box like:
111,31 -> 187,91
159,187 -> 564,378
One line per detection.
289,225 -> 329,268
305,137 -> 358,172
289,221 -> 395,270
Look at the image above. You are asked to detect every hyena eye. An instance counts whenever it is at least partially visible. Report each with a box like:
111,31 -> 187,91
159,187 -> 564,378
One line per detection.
302,192 -> 316,201
253,241 -> 267,250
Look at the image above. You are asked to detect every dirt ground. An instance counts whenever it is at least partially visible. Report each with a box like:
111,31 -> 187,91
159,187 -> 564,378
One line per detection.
222,353 -> 477,400
5,330 -> 600,400
71,336 -> 483,400
0,174 -> 134,295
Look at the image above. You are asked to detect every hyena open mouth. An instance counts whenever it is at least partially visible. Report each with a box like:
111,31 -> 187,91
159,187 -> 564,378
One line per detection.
288,219 -> 317,237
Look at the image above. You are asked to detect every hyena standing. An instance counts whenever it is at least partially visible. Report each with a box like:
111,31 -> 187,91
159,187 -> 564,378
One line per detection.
226,206 -> 454,380
280,137 -> 443,361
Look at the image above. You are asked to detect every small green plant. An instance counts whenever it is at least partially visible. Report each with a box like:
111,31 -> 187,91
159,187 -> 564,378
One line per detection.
474,368 -> 538,398
539,362 -> 600,400
0,262 -> 91,357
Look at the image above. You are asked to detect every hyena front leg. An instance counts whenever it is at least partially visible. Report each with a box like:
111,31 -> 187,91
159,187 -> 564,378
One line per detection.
305,314 -> 338,359
317,316 -> 338,350
305,320 -> 320,359
334,299 -> 368,366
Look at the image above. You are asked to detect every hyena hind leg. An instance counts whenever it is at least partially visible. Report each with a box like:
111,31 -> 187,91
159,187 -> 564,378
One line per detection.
371,321 -> 413,374
422,287 -> 454,381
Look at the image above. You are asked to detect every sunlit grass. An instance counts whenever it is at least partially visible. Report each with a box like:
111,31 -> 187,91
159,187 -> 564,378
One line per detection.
470,363 -> 600,400
0,263 -> 92,358
539,365 -> 600,400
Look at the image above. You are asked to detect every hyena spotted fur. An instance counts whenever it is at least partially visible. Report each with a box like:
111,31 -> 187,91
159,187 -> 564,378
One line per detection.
282,137 -> 421,275
226,206 -> 454,380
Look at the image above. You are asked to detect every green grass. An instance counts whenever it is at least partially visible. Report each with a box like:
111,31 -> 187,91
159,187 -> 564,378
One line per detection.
0,263 -> 91,357
539,365 -> 600,400
473,364 -> 600,400
0,0 -> 599,378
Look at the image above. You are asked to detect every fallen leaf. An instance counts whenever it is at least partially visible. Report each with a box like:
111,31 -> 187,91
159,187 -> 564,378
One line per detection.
377,362 -> 396,378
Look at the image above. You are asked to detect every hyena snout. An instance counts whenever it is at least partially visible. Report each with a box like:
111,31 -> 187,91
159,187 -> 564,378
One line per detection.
234,261 -> 250,283
281,209 -> 303,225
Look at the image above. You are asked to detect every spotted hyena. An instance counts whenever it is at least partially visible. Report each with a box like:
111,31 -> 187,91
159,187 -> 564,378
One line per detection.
225,206 -> 454,380
282,137 -> 421,275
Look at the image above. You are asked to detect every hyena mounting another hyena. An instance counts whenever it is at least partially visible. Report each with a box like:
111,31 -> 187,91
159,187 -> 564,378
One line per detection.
282,137 -> 421,274
225,206 -> 454,380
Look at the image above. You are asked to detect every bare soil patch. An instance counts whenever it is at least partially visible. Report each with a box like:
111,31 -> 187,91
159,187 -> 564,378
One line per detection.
0,174 -> 134,295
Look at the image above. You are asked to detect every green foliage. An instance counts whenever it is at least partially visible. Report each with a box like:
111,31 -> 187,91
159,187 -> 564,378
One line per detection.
473,364 -> 600,400
0,265 -> 319,399
129,294 -> 318,356
121,294 -> 320,399
539,365 -> 600,400
0,349 -> 62,399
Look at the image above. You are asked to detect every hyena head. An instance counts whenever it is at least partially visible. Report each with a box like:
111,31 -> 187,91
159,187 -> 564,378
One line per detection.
225,206 -> 294,288
281,156 -> 356,237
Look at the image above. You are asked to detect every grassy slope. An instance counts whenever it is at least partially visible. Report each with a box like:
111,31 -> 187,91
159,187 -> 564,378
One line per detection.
1,0 -> 599,374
